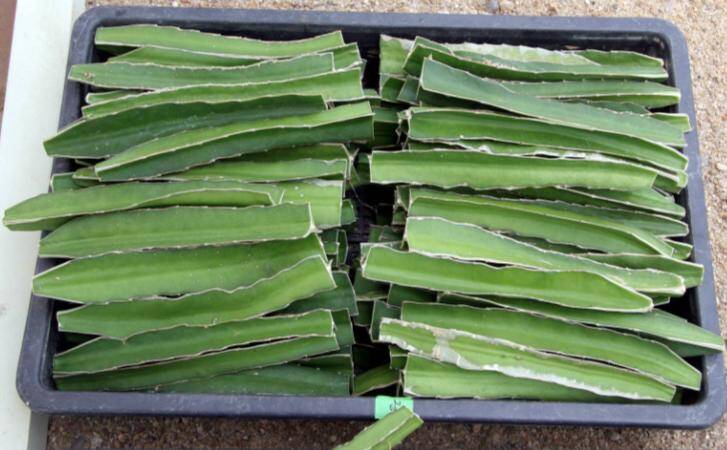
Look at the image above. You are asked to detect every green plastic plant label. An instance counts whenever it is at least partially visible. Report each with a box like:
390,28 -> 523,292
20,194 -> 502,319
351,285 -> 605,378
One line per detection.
374,395 -> 414,419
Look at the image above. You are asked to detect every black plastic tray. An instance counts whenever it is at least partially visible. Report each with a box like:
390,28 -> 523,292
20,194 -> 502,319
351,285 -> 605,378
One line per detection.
15,6 -> 726,428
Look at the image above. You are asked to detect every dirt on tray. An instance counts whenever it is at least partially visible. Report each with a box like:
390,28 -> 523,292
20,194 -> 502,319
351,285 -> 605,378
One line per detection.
46,1 -> 727,449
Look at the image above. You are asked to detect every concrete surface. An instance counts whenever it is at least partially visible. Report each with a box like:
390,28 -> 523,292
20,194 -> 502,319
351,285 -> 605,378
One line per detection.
44,0 -> 726,448
0,0 -> 17,130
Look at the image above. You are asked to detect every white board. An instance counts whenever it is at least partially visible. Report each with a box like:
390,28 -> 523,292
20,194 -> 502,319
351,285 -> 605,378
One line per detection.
0,1 -> 86,449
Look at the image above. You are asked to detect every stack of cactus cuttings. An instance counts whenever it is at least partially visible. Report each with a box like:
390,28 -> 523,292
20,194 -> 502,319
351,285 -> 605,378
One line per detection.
2,26 -> 721,405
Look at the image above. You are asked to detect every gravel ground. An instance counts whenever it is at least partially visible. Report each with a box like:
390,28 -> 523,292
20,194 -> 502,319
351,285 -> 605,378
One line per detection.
48,1 -> 727,448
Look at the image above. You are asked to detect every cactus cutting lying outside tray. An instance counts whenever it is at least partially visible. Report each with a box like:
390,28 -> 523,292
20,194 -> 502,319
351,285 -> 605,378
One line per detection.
2,25 -> 722,406
334,406 -> 423,449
